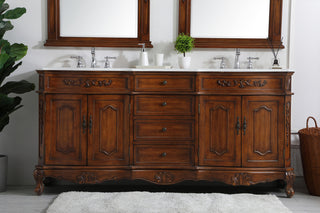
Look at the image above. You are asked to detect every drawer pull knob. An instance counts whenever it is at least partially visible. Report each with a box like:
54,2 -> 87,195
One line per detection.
162,127 -> 167,132
161,152 -> 167,157
162,102 -> 167,106
162,80 -> 168,85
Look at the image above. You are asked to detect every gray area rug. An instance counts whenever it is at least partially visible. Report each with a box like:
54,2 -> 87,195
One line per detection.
47,191 -> 291,213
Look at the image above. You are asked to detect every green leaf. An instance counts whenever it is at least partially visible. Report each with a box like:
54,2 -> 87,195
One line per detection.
9,43 -> 27,60
0,52 -> 9,69
175,33 -> 194,55
3,7 -> 26,19
0,20 -> 13,38
0,80 -> 35,94
0,39 -> 10,54
0,58 -> 20,85
0,94 -> 22,132
0,3 -> 9,15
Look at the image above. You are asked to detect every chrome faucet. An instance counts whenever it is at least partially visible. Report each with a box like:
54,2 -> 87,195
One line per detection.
104,56 -> 117,68
70,56 -> 85,68
234,48 -> 241,69
214,57 -> 226,69
247,57 -> 259,69
91,47 -> 97,68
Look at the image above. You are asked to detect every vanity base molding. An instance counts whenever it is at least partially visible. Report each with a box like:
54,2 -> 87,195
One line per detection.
34,167 -> 294,197
36,70 -> 294,197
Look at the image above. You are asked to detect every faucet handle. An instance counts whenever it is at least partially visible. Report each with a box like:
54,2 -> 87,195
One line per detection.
71,56 -> 85,68
214,57 -> 226,69
104,56 -> 117,68
247,57 -> 259,69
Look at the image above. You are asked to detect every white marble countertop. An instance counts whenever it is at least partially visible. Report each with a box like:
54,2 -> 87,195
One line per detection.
40,67 -> 294,72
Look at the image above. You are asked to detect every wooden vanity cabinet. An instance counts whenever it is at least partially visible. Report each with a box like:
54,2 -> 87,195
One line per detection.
199,95 -> 284,168
35,70 -> 294,198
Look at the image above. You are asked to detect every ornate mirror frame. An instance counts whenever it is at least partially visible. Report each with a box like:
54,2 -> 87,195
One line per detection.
179,0 -> 283,48
45,0 -> 152,47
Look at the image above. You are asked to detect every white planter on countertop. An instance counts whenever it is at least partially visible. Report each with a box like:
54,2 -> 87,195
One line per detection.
178,56 -> 191,69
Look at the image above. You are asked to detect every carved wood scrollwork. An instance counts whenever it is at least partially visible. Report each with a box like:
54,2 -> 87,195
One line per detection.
285,170 -> 295,198
217,80 -> 267,88
231,173 -> 255,186
63,79 -> 112,88
154,172 -> 175,183
76,172 -> 99,184
33,169 -> 44,195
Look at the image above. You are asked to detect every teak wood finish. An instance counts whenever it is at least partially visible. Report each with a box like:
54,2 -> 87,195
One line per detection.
45,0 -> 152,47
179,0 -> 284,48
35,70 -> 294,197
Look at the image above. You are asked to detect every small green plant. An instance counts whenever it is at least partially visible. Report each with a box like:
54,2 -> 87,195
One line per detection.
174,33 -> 194,57
0,0 -> 35,132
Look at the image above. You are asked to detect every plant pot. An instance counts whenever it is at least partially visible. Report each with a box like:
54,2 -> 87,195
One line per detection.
178,56 -> 191,69
0,155 -> 8,192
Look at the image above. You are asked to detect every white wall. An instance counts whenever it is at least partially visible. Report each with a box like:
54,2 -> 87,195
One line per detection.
0,0 -> 312,185
290,0 -> 320,132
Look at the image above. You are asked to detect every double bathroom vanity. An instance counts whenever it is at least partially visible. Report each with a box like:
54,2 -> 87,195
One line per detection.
35,0 -> 295,197
34,69 -> 294,197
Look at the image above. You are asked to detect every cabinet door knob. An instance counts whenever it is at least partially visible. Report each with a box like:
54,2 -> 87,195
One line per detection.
236,116 -> 240,135
162,127 -> 167,132
161,152 -> 167,157
82,116 -> 86,134
162,102 -> 167,106
162,80 -> 168,85
89,115 -> 93,134
243,116 -> 247,135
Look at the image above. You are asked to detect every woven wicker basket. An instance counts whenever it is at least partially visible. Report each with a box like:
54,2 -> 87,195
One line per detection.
298,116 -> 320,196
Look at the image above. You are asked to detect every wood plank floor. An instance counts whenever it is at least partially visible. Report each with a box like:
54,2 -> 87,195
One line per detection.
0,177 -> 319,213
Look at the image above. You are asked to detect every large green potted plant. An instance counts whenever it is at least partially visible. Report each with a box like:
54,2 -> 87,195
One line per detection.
174,33 -> 194,69
0,0 -> 35,192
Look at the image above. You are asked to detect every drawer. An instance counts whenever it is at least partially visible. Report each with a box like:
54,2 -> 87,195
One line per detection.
134,120 -> 194,140
134,95 -> 195,116
43,73 -> 130,93
199,75 -> 284,94
134,75 -> 194,92
134,145 -> 194,165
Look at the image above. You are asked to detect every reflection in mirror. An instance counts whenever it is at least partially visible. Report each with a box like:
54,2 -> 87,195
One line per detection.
191,0 -> 270,38
60,0 -> 138,38
45,0 -> 152,47
179,0 -> 284,48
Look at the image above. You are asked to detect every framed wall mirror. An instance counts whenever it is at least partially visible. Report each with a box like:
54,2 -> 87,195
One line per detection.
179,0 -> 283,48
45,0 -> 152,47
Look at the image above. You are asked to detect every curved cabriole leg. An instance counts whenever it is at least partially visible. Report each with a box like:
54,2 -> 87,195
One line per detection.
33,169 -> 44,195
285,171 -> 295,198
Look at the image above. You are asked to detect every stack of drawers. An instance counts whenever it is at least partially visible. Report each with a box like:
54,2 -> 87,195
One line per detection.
133,74 -> 196,167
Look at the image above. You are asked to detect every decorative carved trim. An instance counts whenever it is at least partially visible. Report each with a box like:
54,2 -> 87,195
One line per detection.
76,172 -> 98,184
33,169 -> 44,195
217,80 -> 267,88
285,170 -> 295,198
231,173 -> 254,186
63,79 -> 112,88
154,172 -> 175,183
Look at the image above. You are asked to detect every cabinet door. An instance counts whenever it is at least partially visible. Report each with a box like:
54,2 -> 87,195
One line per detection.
242,96 -> 284,167
199,96 -> 241,166
45,94 -> 87,165
88,95 -> 129,165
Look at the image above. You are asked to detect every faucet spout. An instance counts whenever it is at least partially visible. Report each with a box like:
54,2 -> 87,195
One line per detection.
91,47 -> 97,68
234,48 -> 240,69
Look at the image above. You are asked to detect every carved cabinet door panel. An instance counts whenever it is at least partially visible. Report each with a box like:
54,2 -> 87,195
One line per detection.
87,95 -> 129,166
44,94 -> 87,165
199,96 -> 241,166
242,96 -> 285,168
